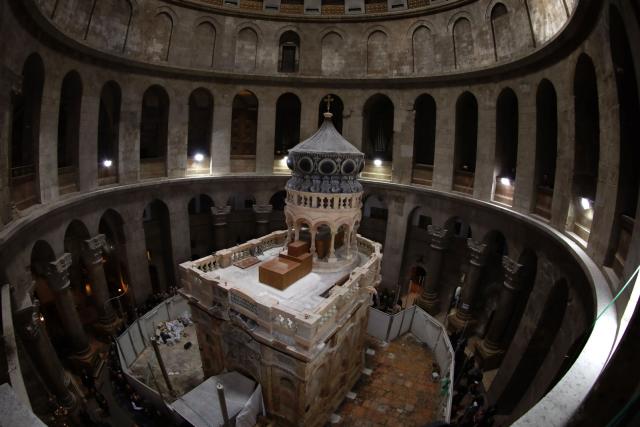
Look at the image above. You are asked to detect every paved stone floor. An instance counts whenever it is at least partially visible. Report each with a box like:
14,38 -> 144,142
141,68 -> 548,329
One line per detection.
333,333 -> 442,427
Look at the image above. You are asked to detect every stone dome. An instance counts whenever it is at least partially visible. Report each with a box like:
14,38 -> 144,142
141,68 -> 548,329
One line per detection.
286,112 -> 365,194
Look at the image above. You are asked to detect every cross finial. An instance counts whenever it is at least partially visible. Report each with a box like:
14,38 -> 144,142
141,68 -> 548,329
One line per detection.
323,95 -> 334,112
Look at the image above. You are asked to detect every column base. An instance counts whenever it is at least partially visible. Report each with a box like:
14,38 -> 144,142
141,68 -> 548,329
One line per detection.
474,339 -> 505,371
93,315 -> 123,337
416,293 -> 440,315
447,309 -> 476,335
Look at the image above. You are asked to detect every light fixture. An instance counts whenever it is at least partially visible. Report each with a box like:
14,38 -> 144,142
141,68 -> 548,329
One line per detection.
194,153 -> 205,162
500,177 -> 512,186
373,159 -> 383,167
580,197 -> 592,210
103,159 -> 113,168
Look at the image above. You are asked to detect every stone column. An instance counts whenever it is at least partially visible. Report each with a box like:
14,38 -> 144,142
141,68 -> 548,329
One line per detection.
328,228 -> 337,262
18,303 -> 76,410
211,92 -> 232,174
45,254 -> 91,358
118,86 -> 141,184
167,93 -> 188,178
256,93 -> 276,174
476,256 -> 524,368
211,206 -> 232,250
512,87 -> 536,213
474,93 -> 497,201
77,83 -> 99,192
310,229 -> 316,257
432,91 -> 455,192
417,225 -> 451,315
253,204 -> 273,237
81,234 -> 118,332
448,239 -> 489,332
38,71 -> 62,202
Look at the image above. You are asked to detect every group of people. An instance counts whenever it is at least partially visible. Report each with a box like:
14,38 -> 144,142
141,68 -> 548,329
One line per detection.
448,333 -> 497,427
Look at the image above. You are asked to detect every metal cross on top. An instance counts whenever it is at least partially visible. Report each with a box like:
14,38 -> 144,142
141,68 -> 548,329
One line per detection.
323,95 -> 334,112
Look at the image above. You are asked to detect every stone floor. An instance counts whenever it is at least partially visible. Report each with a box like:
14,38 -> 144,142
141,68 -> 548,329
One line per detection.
333,333 -> 443,427
129,324 -> 204,401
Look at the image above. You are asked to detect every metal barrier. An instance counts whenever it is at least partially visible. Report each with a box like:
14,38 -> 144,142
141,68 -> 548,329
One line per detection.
367,305 -> 454,423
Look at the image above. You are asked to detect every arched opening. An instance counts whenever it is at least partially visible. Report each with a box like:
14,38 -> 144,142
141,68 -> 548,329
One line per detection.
230,91 -> 258,173
274,93 -> 301,173
411,94 -> 437,186
143,200 -> 175,293
493,88 -> 518,206
188,194 -> 214,259
362,94 -> 394,181
366,31 -> 389,75
140,85 -> 169,179
360,195 -> 387,247
10,53 -> 44,209
278,31 -> 300,73
490,3 -> 510,61
533,79 -> 558,219
317,94 -> 343,134
193,21 -> 216,68
235,27 -> 258,71
187,88 -> 214,175
99,209 -> 134,319
412,25 -> 434,74
608,6 -> 640,277
453,92 -> 478,194
57,71 -> 82,194
400,207 -> 432,308
568,54 -> 600,243
97,81 -> 121,185
496,279 -> 569,415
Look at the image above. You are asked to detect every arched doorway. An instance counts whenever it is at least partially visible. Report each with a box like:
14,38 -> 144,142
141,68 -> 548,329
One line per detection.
97,81 -> 121,185
187,88 -> 214,175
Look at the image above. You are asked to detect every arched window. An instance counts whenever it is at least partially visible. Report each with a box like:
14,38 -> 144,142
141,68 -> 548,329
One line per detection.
362,94 -> 394,181
412,26 -> 434,74
366,31 -> 389,75
148,12 -> 173,61
490,3 -> 510,61
494,88 -> 518,206
10,53 -> 44,209
321,32 -> 344,75
140,85 -> 170,178
274,93 -> 301,166
235,27 -> 258,71
98,81 -> 121,184
569,54 -> 600,242
453,92 -> 478,193
230,91 -> 258,173
533,79 -> 558,219
143,200 -> 175,293
193,22 -> 216,68
57,71 -> 82,193
187,88 -> 214,175
412,94 -> 436,186
453,18 -> 474,69
278,31 -> 300,73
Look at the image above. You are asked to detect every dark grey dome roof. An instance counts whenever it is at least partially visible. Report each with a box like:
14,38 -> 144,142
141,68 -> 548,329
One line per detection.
285,113 -> 364,194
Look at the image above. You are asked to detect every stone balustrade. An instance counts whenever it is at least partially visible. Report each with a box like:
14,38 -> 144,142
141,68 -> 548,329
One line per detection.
286,189 -> 362,211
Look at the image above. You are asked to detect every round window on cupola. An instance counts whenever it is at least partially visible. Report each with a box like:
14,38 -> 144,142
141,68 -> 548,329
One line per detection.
341,159 -> 356,175
319,159 -> 338,175
298,157 -> 314,173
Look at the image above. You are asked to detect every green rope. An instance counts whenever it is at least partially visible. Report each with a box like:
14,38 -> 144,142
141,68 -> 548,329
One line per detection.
593,265 -> 640,326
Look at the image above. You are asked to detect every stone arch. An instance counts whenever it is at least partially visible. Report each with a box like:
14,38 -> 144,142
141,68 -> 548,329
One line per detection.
493,87 -> 519,205
230,90 -> 259,172
452,16 -> 474,69
533,79 -> 558,219
490,2 -> 511,61
444,216 -> 473,238
274,93 -> 301,156
87,0 -> 133,53
321,31 -> 344,75
140,85 -> 170,178
187,194 -> 214,259
412,94 -> 437,185
366,30 -> 389,75
147,11 -> 173,61
453,91 -> 478,193
142,199 -> 175,293
187,87 -> 214,174
412,25 -> 434,74
362,94 -> 394,162
98,81 -> 121,183
318,94 -> 344,133
278,30 -> 300,73
192,20 -> 216,68
235,27 -> 259,71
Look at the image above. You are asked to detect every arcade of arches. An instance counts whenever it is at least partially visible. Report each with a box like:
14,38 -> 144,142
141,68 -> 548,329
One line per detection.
0,0 -> 639,426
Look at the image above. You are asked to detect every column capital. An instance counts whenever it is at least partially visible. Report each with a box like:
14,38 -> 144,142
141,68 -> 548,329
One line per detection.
81,234 -> 106,266
211,205 -> 232,216
427,225 -> 451,250
467,239 -> 489,267
45,253 -> 73,292
502,256 -> 524,291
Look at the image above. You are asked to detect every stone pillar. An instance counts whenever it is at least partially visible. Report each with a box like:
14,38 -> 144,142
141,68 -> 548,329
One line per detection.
211,206 -> 232,250
392,102 -> 414,185
167,94 -> 188,178
45,254 -> 92,359
18,303 -> 76,410
118,86 -> 141,184
253,204 -> 273,237
432,91 -> 455,192
328,228 -> 337,262
81,234 -> 118,332
38,71 -> 62,202
0,67 -> 21,224
512,87 -> 536,213
211,92 -> 232,174
310,229 -> 316,256
77,83 -> 99,192
475,256 -> 524,369
256,94 -> 276,174
474,93 -> 497,201
448,239 -> 489,332
550,88 -> 575,230
417,225 -> 451,315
